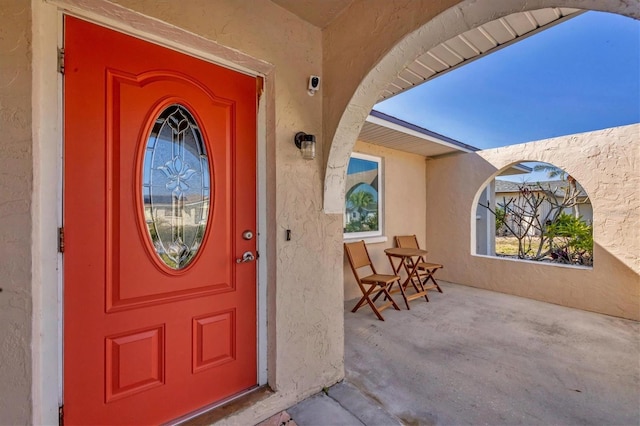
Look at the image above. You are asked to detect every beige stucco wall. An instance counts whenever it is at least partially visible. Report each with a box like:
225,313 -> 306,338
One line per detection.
0,2 -> 32,424
23,0 -> 346,424
3,0 -> 637,424
343,141 -> 427,301
426,125 -> 640,321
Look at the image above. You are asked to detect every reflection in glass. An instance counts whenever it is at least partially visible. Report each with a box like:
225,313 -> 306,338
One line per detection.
344,154 -> 381,235
143,104 -> 210,269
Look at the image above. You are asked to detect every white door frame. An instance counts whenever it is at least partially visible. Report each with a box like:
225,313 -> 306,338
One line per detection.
32,1 -> 274,423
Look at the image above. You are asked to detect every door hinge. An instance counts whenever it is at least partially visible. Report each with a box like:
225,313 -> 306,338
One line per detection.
58,405 -> 64,426
58,227 -> 65,253
57,48 -> 65,74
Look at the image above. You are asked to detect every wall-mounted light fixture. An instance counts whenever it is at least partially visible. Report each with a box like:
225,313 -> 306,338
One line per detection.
294,132 -> 316,160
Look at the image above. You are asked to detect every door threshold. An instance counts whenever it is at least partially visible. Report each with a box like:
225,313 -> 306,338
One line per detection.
167,385 -> 273,425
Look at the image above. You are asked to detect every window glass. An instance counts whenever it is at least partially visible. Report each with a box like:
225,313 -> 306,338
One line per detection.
344,153 -> 383,239
143,104 -> 210,270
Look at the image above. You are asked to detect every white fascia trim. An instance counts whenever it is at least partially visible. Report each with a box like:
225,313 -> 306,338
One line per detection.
365,114 -> 474,153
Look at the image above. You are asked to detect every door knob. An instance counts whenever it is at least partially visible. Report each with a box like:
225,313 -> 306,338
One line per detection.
236,251 -> 255,263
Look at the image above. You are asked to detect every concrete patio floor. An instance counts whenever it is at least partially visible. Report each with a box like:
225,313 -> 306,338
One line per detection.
286,282 -> 640,425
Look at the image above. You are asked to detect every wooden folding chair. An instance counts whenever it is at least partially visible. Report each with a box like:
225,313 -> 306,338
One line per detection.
395,235 -> 444,295
344,241 -> 401,321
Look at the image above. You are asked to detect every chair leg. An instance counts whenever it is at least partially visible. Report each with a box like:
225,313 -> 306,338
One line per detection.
366,297 -> 385,321
352,284 -> 376,313
421,282 -> 430,302
424,270 -> 443,293
352,284 -> 388,321
409,275 -> 430,303
393,279 -> 411,310
381,284 -> 400,311
371,288 -> 384,303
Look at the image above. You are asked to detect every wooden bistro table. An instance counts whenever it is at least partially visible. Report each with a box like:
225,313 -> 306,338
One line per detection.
384,247 -> 438,309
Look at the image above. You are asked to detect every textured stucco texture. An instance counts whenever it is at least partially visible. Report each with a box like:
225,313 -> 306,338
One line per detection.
0,1 -> 33,425
425,125 -> 639,321
343,141 -> 427,301
9,0 -> 640,424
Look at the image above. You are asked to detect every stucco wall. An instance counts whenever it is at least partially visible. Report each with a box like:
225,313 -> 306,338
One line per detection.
0,2 -> 32,424
12,0 -> 640,424
425,125 -> 639,320
23,0 -> 345,424
323,0 -> 640,214
323,0 -> 459,212
343,141 -> 427,301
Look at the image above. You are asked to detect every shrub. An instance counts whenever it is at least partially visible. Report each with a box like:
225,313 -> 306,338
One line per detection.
546,213 -> 593,266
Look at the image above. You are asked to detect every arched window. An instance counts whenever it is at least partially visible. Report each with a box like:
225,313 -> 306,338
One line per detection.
475,162 -> 593,267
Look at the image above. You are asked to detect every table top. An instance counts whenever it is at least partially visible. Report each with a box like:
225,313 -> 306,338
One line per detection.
384,247 -> 429,257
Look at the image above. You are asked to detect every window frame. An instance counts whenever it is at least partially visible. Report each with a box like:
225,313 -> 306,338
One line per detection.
343,152 -> 384,240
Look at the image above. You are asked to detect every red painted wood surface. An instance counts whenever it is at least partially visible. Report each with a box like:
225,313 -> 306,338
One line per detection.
64,16 -> 257,424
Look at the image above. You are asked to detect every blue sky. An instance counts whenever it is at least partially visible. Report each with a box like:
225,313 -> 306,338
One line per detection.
347,157 -> 378,174
375,11 -> 640,152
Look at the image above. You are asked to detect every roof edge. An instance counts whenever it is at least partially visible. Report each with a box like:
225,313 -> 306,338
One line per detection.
368,109 -> 479,152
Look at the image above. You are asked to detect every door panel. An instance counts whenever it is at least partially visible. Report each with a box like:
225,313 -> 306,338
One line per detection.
64,17 -> 257,424
107,72 -> 234,310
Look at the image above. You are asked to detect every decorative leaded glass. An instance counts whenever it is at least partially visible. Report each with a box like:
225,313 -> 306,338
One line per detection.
143,104 -> 210,270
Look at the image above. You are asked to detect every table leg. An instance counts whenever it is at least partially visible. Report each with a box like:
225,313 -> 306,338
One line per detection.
386,255 -> 411,309
404,259 -> 430,303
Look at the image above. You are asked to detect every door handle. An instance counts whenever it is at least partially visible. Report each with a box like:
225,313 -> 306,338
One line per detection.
236,251 -> 255,264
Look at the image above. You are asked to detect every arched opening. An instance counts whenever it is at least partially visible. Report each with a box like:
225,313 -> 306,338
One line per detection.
323,0 -> 638,214
474,161 -> 593,267
337,8 -> 639,418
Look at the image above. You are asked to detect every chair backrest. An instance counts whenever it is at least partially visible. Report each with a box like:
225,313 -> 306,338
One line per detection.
395,235 -> 420,249
344,240 -> 375,278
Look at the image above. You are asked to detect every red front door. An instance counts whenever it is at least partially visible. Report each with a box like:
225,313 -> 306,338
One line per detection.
63,17 -> 257,424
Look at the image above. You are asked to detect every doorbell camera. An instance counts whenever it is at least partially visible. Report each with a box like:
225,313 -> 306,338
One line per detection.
308,75 -> 320,96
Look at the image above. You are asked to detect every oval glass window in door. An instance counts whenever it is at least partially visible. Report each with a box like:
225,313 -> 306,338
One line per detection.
142,104 -> 211,270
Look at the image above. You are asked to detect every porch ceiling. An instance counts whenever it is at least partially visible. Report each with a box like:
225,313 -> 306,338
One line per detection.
270,0 -> 354,28
378,7 -> 583,101
268,4 -> 582,160
270,3 -> 582,121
